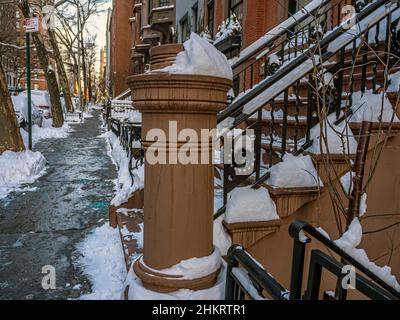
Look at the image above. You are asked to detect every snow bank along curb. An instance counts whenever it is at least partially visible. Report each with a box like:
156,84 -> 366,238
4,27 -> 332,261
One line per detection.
75,224 -> 127,300
20,118 -> 72,148
104,130 -> 144,207
0,150 -> 47,199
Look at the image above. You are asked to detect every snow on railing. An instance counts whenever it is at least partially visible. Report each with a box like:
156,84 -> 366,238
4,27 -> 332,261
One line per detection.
111,99 -> 142,123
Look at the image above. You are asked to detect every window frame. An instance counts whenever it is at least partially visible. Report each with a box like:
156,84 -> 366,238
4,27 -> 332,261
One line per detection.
192,2 -> 198,33
228,0 -> 243,23
207,0 -> 215,36
180,13 -> 190,43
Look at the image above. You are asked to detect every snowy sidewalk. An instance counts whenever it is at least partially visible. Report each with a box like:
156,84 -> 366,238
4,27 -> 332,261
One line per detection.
0,110 -> 117,299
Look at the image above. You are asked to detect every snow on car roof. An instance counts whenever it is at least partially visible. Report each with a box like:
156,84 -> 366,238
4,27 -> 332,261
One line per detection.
22,90 -> 50,107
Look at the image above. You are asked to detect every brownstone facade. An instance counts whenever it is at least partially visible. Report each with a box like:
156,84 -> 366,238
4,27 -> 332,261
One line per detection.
206,0 -> 290,52
108,0 -> 176,97
109,0 -> 135,97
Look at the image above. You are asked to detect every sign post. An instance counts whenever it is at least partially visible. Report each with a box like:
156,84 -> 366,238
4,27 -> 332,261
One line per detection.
24,17 -> 39,150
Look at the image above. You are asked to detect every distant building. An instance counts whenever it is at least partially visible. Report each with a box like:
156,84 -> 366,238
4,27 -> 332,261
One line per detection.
0,0 -> 57,93
106,0 -> 176,98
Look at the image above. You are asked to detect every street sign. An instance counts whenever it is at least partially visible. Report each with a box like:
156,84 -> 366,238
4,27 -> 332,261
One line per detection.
24,17 -> 39,33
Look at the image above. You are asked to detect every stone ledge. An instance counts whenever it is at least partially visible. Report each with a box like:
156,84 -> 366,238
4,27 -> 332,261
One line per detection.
266,185 -> 320,218
222,219 -> 282,249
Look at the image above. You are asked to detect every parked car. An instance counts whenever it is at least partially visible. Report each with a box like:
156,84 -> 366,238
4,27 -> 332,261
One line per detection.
11,94 -> 43,128
23,90 -> 52,118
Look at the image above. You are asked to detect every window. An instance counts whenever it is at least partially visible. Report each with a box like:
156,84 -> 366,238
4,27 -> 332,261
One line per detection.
159,0 -> 169,7
229,0 -> 243,24
207,0 -> 215,36
180,14 -> 190,42
192,3 -> 198,33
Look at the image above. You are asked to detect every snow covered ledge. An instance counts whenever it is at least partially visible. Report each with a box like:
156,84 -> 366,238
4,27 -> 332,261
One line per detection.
125,257 -> 226,300
126,33 -> 232,295
131,248 -> 223,294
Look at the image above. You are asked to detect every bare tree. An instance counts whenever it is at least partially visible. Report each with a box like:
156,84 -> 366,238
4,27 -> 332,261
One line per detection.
56,0 -> 107,107
19,0 -> 64,127
0,2 -> 25,153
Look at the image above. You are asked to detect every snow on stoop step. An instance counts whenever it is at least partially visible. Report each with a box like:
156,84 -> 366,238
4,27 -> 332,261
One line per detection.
116,208 -> 144,270
222,186 -> 282,249
109,188 -> 144,273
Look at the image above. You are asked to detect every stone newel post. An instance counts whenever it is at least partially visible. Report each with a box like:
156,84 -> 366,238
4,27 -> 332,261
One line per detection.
127,47 -> 232,293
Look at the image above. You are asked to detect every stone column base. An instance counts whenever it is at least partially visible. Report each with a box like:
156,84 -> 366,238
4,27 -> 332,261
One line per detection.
133,257 -> 221,293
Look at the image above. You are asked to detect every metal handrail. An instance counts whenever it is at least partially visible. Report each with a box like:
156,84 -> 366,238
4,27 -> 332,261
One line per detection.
225,244 -> 289,300
289,220 -> 400,299
230,0 -> 334,70
218,0 -> 392,125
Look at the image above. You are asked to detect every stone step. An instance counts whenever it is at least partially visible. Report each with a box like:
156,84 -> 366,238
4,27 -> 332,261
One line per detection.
222,219 -> 282,250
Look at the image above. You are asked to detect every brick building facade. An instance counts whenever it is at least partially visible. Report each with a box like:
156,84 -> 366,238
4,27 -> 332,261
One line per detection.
109,0 -> 135,97
107,0 -> 176,98
176,0 -> 307,55
0,1 -> 54,93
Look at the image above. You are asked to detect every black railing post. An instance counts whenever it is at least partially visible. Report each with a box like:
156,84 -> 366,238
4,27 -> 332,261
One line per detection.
289,220 -> 309,300
225,245 -> 241,300
303,252 -> 323,300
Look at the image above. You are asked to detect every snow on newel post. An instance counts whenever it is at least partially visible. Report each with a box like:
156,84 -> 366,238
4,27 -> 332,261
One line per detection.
126,33 -> 232,297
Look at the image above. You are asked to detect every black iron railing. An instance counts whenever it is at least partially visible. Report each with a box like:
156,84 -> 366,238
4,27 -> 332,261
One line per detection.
231,0 -> 358,95
225,221 -> 400,300
288,220 -> 400,300
225,244 -> 290,300
109,115 -> 143,182
215,0 -> 400,218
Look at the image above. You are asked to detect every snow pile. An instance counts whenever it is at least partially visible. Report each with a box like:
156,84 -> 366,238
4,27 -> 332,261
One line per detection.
359,192 -> 367,217
213,216 -> 232,256
125,261 -> 226,300
309,113 -> 358,154
268,154 -> 321,188
224,186 -> 279,223
340,171 -> 355,194
388,70 -> 400,93
160,33 -> 233,80
349,91 -> 399,123
231,268 -> 266,300
20,118 -> 71,147
334,218 -> 400,292
105,131 -> 144,207
140,248 -> 221,280
0,150 -> 46,199
76,223 -> 127,300
214,14 -> 242,45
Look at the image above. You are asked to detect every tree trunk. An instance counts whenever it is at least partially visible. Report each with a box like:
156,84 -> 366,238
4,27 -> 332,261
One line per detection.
19,1 -> 64,128
80,36 -> 88,107
48,28 -> 74,113
0,63 -> 25,154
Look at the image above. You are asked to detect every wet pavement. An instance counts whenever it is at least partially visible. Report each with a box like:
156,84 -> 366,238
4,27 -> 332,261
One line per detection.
0,110 -> 116,299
